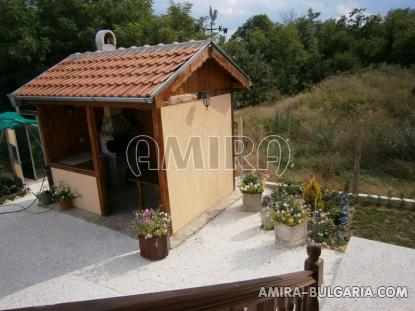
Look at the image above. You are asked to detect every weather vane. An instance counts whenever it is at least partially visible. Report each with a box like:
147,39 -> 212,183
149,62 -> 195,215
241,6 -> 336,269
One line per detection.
201,6 -> 228,41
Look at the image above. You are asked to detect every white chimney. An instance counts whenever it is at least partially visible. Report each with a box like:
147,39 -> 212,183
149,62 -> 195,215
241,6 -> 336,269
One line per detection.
95,30 -> 117,51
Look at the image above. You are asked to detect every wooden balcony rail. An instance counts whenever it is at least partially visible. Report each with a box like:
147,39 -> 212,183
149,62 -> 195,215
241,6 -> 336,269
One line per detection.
12,243 -> 323,311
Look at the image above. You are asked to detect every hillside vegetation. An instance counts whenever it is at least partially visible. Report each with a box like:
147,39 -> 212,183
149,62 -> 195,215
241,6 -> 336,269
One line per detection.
236,66 -> 415,197
224,8 -> 415,106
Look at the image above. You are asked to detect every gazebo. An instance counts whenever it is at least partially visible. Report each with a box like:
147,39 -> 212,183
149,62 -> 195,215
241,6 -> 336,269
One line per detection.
9,31 -> 249,233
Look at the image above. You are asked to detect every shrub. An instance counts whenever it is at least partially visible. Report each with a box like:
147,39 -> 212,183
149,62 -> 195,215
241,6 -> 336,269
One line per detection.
313,191 -> 350,245
303,177 -> 324,210
0,176 -> 22,197
240,172 -> 264,194
284,181 -> 304,196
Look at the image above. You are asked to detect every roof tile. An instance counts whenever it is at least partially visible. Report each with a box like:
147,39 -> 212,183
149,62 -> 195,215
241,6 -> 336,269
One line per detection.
14,40 -> 209,98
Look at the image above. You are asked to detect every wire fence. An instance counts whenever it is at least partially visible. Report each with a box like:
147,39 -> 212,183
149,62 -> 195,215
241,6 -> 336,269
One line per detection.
235,116 -> 415,200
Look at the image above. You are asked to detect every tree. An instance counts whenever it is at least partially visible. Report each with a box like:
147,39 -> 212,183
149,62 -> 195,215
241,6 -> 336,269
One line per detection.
268,23 -> 308,94
0,0 -> 203,111
231,14 -> 274,40
153,2 -> 205,44
385,8 -> 415,65
2,3 -> 415,111
0,0 -> 50,111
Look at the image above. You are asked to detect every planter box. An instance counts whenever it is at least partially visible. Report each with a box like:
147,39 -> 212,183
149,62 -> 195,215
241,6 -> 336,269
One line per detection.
243,193 -> 262,212
138,235 -> 169,260
274,222 -> 307,248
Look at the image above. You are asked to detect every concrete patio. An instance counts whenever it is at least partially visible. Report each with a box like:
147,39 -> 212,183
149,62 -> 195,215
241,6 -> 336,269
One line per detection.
1,184 -> 414,310
322,237 -> 415,311
0,187 -> 343,310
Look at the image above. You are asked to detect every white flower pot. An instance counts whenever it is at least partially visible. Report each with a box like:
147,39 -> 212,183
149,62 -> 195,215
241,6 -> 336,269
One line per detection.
274,222 -> 307,248
242,193 -> 262,212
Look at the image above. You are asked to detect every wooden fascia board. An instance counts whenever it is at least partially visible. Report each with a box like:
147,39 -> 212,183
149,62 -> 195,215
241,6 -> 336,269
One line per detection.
159,89 -> 233,107
155,48 -> 210,105
25,100 -> 154,110
210,48 -> 250,89
155,45 -> 249,104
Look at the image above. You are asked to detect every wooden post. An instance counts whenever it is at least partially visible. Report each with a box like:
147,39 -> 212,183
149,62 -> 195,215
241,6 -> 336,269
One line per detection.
151,106 -> 171,219
276,297 -> 287,310
86,106 -> 109,215
304,243 -> 323,311
24,125 -> 38,180
231,92 -> 236,190
352,120 -> 364,195
36,105 -> 54,186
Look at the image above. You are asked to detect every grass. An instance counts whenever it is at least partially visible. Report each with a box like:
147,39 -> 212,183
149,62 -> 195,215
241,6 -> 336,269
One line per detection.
350,205 -> 415,249
235,65 -> 415,197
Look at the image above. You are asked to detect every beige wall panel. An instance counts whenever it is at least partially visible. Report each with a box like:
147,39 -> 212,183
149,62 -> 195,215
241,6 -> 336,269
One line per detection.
51,168 -> 101,214
161,94 -> 233,232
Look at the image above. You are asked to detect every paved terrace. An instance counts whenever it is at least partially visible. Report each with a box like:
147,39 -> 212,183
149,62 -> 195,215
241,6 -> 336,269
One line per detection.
0,187 -> 343,310
322,237 -> 415,311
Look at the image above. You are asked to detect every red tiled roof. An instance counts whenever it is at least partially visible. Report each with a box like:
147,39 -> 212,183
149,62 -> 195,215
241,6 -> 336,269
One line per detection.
13,40 -> 210,98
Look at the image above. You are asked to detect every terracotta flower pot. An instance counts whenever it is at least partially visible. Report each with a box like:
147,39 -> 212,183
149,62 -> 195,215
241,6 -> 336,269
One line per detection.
59,200 -> 72,211
138,235 -> 169,260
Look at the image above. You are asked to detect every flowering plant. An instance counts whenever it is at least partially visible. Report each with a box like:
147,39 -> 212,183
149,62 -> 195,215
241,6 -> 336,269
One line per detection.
132,208 -> 171,239
271,196 -> 309,226
52,184 -> 78,202
239,172 -> 264,194
308,208 -> 336,243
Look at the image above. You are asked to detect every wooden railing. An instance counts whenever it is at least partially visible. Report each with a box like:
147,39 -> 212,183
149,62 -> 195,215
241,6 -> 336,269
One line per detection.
13,243 -> 323,311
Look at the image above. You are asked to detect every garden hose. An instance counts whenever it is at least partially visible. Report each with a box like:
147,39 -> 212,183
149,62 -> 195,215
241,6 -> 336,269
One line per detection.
0,121 -> 52,215
0,170 -> 49,215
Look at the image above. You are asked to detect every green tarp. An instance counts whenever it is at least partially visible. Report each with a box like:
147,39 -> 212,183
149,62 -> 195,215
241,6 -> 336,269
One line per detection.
0,112 -> 37,131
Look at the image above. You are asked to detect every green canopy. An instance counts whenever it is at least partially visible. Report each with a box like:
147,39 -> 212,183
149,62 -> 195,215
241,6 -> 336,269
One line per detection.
0,112 -> 37,131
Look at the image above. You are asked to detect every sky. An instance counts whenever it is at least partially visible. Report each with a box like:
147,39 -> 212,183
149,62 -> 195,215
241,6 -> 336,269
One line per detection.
153,0 -> 415,34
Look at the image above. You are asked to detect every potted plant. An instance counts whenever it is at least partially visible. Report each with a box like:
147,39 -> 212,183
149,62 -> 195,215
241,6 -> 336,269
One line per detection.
52,184 -> 78,211
34,189 -> 53,207
240,172 -> 264,212
271,196 -> 309,248
132,208 -> 171,261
